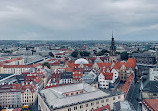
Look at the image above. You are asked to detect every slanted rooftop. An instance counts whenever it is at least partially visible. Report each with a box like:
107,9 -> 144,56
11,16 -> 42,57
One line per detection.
40,83 -> 110,108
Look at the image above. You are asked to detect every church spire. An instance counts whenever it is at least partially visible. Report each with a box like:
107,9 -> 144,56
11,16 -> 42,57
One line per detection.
110,32 -> 116,56
111,31 -> 115,46
112,31 -> 114,39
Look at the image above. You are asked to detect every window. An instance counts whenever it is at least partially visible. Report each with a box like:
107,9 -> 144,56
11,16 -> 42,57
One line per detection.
153,93 -> 157,96
101,100 -> 104,103
106,99 -> 109,102
68,108 -> 71,111
80,105 -> 83,109
113,97 -> 115,100
91,102 -> 94,106
96,101 -> 99,104
86,104 -> 88,107
66,94 -> 69,96
71,93 -> 73,96
118,96 -> 121,99
76,92 -> 79,94
74,106 -> 77,110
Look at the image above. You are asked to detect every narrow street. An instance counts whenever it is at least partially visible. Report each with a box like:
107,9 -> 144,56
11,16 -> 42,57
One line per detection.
129,79 -> 142,111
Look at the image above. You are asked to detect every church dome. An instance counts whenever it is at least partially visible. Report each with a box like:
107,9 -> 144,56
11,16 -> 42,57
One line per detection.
75,58 -> 89,64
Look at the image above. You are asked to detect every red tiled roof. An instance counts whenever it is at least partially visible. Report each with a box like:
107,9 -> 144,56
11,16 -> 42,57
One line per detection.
143,99 -> 158,111
21,71 -> 30,75
34,77 -> 42,84
4,57 -> 23,63
73,71 -> 82,80
12,84 -> 22,90
57,67 -> 74,72
68,63 -> 79,68
48,58 -> 61,61
51,72 -> 61,80
0,83 -> 36,93
13,108 -> 22,111
122,74 -> 134,93
45,84 -> 59,89
100,72 -> 113,80
3,63 -> 40,68
128,58 -> 136,67
45,82 -> 76,89
25,76 -> 41,83
100,57 -> 106,62
88,57 -> 97,62
91,104 -> 111,111
49,62 -> 61,66
97,58 -> 136,70
97,63 -> 112,68
100,67 -> 112,73
21,84 -> 36,93
0,84 -> 22,92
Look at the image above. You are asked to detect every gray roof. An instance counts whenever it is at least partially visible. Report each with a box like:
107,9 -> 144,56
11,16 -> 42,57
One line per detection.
40,83 -> 110,108
132,53 -> 155,57
61,72 -> 72,79
143,80 -> 158,93
82,71 -> 97,84
0,74 -> 13,80
114,101 -> 136,111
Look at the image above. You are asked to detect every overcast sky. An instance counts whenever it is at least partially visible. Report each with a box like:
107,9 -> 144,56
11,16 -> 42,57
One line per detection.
0,0 -> 158,40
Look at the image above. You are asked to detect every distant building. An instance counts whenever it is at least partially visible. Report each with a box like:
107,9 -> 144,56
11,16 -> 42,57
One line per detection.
131,53 -> 156,65
2,63 -> 41,74
0,57 -> 41,74
109,33 -> 120,62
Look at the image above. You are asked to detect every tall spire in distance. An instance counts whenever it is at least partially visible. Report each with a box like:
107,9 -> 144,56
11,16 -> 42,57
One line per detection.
112,31 -> 114,39
110,31 -> 116,56
111,31 -> 115,46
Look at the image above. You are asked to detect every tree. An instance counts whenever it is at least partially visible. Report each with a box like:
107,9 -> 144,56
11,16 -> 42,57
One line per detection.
96,49 -> 109,56
93,50 -> 97,55
71,50 -> 79,58
120,52 -> 129,60
116,52 -> 121,54
49,52 -> 54,57
96,51 -> 103,56
42,62 -> 50,69
101,49 -> 109,54
80,51 -> 90,57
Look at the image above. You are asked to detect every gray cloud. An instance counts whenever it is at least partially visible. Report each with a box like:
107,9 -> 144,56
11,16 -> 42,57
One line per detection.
0,0 -> 158,40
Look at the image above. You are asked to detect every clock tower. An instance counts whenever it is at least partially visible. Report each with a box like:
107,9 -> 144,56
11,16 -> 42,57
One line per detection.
109,32 -> 117,62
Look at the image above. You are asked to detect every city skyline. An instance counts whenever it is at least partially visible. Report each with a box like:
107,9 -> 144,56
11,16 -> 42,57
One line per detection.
0,0 -> 158,40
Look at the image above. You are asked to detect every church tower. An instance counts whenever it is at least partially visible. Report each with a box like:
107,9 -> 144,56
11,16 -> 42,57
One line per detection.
110,32 -> 116,56
109,32 -> 117,62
